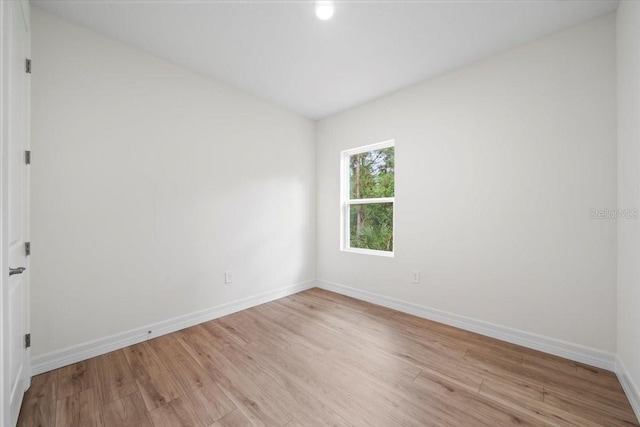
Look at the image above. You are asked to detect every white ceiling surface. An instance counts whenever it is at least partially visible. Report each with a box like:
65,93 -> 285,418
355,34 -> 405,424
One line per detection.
33,0 -> 618,119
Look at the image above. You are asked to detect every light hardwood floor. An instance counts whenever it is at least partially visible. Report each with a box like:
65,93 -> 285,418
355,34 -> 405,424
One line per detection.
18,288 -> 639,426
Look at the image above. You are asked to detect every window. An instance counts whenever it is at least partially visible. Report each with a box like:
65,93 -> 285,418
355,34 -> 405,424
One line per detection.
341,140 -> 395,256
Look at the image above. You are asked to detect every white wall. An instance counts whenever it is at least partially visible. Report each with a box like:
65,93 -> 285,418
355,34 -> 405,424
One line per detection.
30,8 -> 315,358
616,0 -> 640,413
317,15 -> 617,352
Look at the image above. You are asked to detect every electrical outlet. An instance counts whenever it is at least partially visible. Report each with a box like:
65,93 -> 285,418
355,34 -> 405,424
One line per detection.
412,270 -> 420,284
224,271 -> 233,284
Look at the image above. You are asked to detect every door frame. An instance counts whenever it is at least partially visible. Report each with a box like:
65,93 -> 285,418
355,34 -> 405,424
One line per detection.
0,1 -> 31,426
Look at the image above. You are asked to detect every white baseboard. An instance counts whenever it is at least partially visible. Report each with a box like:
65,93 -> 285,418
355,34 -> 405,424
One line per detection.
616,357 -> 640,422
31,281 -> 315,375
315,280 -> 616,371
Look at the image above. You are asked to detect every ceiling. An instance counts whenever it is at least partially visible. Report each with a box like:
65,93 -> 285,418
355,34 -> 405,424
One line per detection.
32,0 -> 618,119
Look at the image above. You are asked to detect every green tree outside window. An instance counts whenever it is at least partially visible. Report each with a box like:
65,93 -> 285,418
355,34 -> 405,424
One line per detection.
346,145 -> 394,252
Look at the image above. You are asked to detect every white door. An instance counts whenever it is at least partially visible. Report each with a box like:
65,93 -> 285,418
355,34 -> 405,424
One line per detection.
1,0 -> 31,426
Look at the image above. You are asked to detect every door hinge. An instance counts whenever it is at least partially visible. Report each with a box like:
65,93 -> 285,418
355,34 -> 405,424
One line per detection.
25,58 -> 31,74
25,334 -> 31,349
25,150 -> 31,165
25,242 -> 31,256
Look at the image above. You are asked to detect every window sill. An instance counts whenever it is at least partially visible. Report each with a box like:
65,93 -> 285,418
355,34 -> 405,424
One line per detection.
341,247 -> 395,258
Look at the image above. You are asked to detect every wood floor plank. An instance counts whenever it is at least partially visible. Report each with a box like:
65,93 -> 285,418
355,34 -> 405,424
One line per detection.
214,338 -> 352,427
17,371 -> 58,427
322,349 -> 478,426
411,370 -> 541,426
326,344 -> 421,386
575,362 -> 626,390
18,289 -> 639,427
218,310 -> 292,350
274,296 -> 365,339
210,409 -> 254,427
55,387 -> 102,427
123,341 -> 185,412
100,390 -> 153,427
543,386 -> 639,426
179,325 -> 294,426
317,325 -> 537,427
251,339 -> 437,427
465,348 -> 634,409
215,314 -> 255,345
251,307 -> 347,354
197,320 -> 245,347
479,374 -> 544,403
393,343 -> 485,390
148,396 -> 205,427
478,386 -> 603,426
93,349 -> 137,405
243,309 -> 329,354
278,299 -> 464,394
56,359 -> 97,401
388,309 -> 524,364
522,350 -> 578,373
147,333 -> 236,425
283,419 -> 305,427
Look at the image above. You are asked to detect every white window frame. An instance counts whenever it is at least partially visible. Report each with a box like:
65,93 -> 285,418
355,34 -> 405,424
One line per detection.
340,140 -> 395,257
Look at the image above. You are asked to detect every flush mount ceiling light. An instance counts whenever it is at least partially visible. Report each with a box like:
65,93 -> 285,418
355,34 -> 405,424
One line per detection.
315,1 -> 335,21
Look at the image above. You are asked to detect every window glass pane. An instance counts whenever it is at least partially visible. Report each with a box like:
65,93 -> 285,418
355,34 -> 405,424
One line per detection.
349,147 -> 394,199
349,202 -> 393,251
